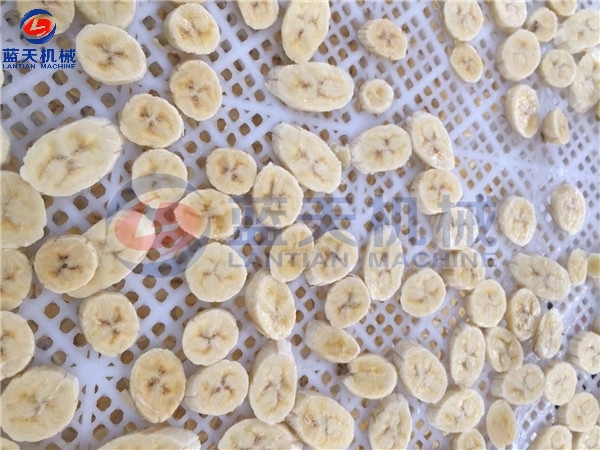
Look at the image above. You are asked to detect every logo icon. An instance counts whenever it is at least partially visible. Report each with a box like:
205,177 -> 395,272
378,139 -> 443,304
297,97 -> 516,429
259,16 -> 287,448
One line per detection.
20,9 -> 56,44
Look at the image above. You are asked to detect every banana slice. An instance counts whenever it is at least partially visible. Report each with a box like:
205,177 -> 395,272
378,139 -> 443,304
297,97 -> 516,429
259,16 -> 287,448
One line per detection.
484,326 -> 523,373
185,360 -> 248,415
533,309 -> 564,359
568,331 -> 600,374
185,242 -> 247,303
131,149 -> 188,209
550,183 -> 586,235
448,322 -> 485,388
509,253 -> 571,301
486,399 -> 517,448
182,308 -> 238,366
305,229 -> 358,286
443,0 -> 483,42
175,188 -> 241,240
206,147 -> 257,196
558,392 -> 600,432
490,363 -> 544,405
567,249 -> 588,287
400,267 -> 446,317
218,418 -> 302,450
76,24 -> 146,85
368,393 -> 412,450
589,254 -> 600,284
269,223 -> 314,283
451,429 -> 486,450
555,9 -> 600,54
266,62 -> 354,112
330,142 -> 351,169
304,319 -> 360,363
450,42 -> 484,83
392,340 -> 448,403
350,124 -> 412,174
489,0 -> 527,32
497,30 -> 541,81
1,127 -> 10,166
281,0 -> 329,63
249,340 -> 297,424
505,288 -> 541,341
0,311 -> 34,380
251,163 -> 303,229
358,18 -> 407,61
324,275 -> 371,328
245,270 -> 295,340
569,49 -> 600,114
410,168 -> 463,215
130,348 -> 186,423
441,248 -> 486,291
0,437 -> 19,450
427,388 -> 484,433
16,0 -> 74,34
526,7 -> 558,43
237,0 -> 279,30
286,391 -> 354,449
433,206 -> 478,250
547,0 -> 577,17
465,279 -> 507,328
272,122 -> 342,193
406,111 -> 454,170
164,3 -> 220,54
339,353 -> 397,400
359,79 -> 394,114
505,84 -> 539,138
530,425 -> 572,450
0,365 -> 79,442
1,249 -> 32,311
362,225 -> 403,300
497,195 -> 537,246
78,291 -> 139,357
544,361 -> 577,405
574,426 -> 600,450
540,49 -> 576,89
541,108 -> 570,145
75,0 -> 136,28
169,59 -> 222,121
98,426 -> 200,450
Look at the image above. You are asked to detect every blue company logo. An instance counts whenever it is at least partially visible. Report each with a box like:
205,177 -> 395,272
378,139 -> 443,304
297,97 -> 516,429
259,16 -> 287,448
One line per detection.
20,9 -> 56,44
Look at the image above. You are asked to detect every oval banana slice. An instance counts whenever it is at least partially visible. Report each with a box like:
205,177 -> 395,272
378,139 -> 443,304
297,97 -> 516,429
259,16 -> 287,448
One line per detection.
441,248 -> 486,291
164,3 -> 220,55
75,0 -> 136,28
269,223 -> 314,283
489,0 -> 527,32
206,147 -> 257,196
573,426 -> 600,450
589,254 -> 600,281
359,79 -> 394,115
486,399 -> 517,448
450,42 -> 484,83
433,206 -> 478,251
544,361 -> 577,406
540,49 -> 576,88
465,279 -> 507,328
410,168 -> 463,215
362,225 -> 403,300
305,229 -> 358,286
526,7 -> 558,43
550,183 -> 586,235
427,388 -> 484,433
569,50 -> 600,114
541,108 -> 570,145
368,393 -> 412,450
98,426 -> 200,450
281,0 -> 329,63
359,18 -> 407,61
325,275 -> 371,328
218,418 -> 302,450
400,267 -> 446,317
350,124 -> 412,174
491,363 -> 544,405
237,0 -> 279,31
448,322 -> 485,388
568,331 -> 600,374
182,308 -> 238,366
340,353 -> 397,400
497,30 -> 541,81
451,429 -> 486,450
304,319 -> 359,363
505,84 -> 539,138
554,9 -> 600,54
443,0 -> 483,42
16,0 -> 74,34
0,311 -> 34,380
530,425 -> 572,450
170,59 -> 222,121
558,392 -> 600,432
484,326 -> 523,373
405,111 -> 454,170
547,0 -> 577,18
497,195 -> 536,246
505,287 -> 541,341
1,249 -> 32,310
533,309 -> 563,359
509,253 -> 571,301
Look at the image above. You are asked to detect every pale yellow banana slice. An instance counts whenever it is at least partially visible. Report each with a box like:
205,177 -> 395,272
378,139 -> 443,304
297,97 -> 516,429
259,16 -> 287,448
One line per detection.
530,425 -> 572,450
175,188 -> 241,240
17,0 -> 74,34
589,255 -> 600,286
489,0 -> 527,32
497,194 -> 536,246
550,183 -> 586,235
269,223 -> 313,283
324,274 -> 371,328
98,426 -> 201,450
540,49 -> 576,88
237,0 -> 279,30
433,206 -> 478,250
448,322 -> 485,388
185,242 -> 247,303
272,122 -> 342,193
329,142 -> 351,169
182,308 -> 238,366
541,108 -> 570,145
555,9 -> 600,54
544,361 -> 577,405
164,3 -> 220,55
484,326 -> 523,372
526,7 -> 558,43
465,279 -> 507,328
130,348 -> 186,423
406,111 -> 454,170
392,340 -> 448,403
1,127 -> 11,165
400,267 -> 446,317
218,418 -> 302,450
568,331 -> 600,374
547,0 -> 577,17
76,24 -> 146,85
505,84 -> 539,138
281,0 -> 329,63
0,311 -> 34,380
0,365 -> 79,442
206,147 -> 257,196
359,79 -> 394,115
1,249 -> 32,310
244,270 -> 295,340
533,309 -> 563,359
0,437 -> 19,450
569,49 -> 600,114
185,359 -> 248,415
350,124 -> 412,174
558,392 -> 600,432
304,319 -> 359,363
34,235 -> 98,293
574,426 -> 600,450
359,18 -> 407,61
486,399 -> 517,448
339,353 -> 397,400
368,393 -> 412,450
505,287 -> 541,341
78,291 -> 139,357
427,388 -> 484,433
75,0 -> 136,28
450,42 -> 483,83
567,248 -> 588,287
249,339 -> 296,424
451,429 -> 486,450
305,229 -> 358,286
362,225 -> 403,300
509,253 -> 571,301
497,30 -> 541,81
169,59 -> 222,121
441,248 -> 486,290
266,62 -> 354,112
251,163 -> 303,228
286,391 -> 354,449
490,363 -> 544,405
410,168 -> 463,215
443,0 -> 483,42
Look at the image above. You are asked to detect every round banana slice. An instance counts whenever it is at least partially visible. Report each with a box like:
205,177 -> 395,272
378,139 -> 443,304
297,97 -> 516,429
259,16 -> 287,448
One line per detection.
206,147 -> 257,196
544,361 -> 577,406
558,392 -> 600,432
78,291 -> 139,357
497,30 -> 541,81
0,311 -> 34,380
568,331 -> 600,374
98,426 -> 201,450
0,437 -> 19,450
130,348 -> 186,423
304,319 -> 360,363
182,308 -> 238,366
484,326 -> 523,373
451,429 -> 486,450
324,275 -> 371,328
362,225 -> 403,300
185,360 -> 249,415
400,267 -> 446,317
450,42 -> 483,83
169,59 -> 222,121
237,0 -> 279,30
75,0 -> 136,28
34,235 -> 98,293
486,399 -> 517,448
164,3 -> 220,54
589,254 -> 600,281
491,364 -> 544,405
359,79 -> 394,115
530,425 -> 572,450
569,50 -> 600,113
505,288 -> 541,341
441,248 -> 486,291
443,0 -> 483,42
489,0 -> 527,32
119,93 -> 184,148
540,49 -> 576,88
567,249 -> 588,287
505,84 -> 539,138
368,393 -> 412,450
410,168 -> 463,215
185,242 -> 247,303
269,223 -> 314,283
533,309 -> 563,359
509,253 -> 571,301
0,365 -> 79,442
1,249 -> 32,310
550,183 -> 586,235
405,111 -> 454,170
1,127 -> 10,165
358,18 -> 407,61
547,0 -> 577,17
541,108 -> 570,145
433,206 -> 478,250
573,426 -> 600,450
465,279 -> 507,328
350,124 -> 412,174
497,195 -> 536,246
218,418 -> 302,450
427,388 -> 484,433
448,322 -> 485,388
339,353 -> 397,400
281,0 -> 329,63
76,24 -> 146,85
555,9 -> 600,54
305,229 -> 358,286
286,391 -> 354,449
17,0 -> 74,34
245,270 -> 295,340
526,7 -> 558,43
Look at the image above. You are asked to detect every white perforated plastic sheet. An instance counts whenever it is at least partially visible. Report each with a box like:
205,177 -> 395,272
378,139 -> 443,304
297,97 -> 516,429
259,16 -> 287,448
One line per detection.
1,0 -> 599,448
